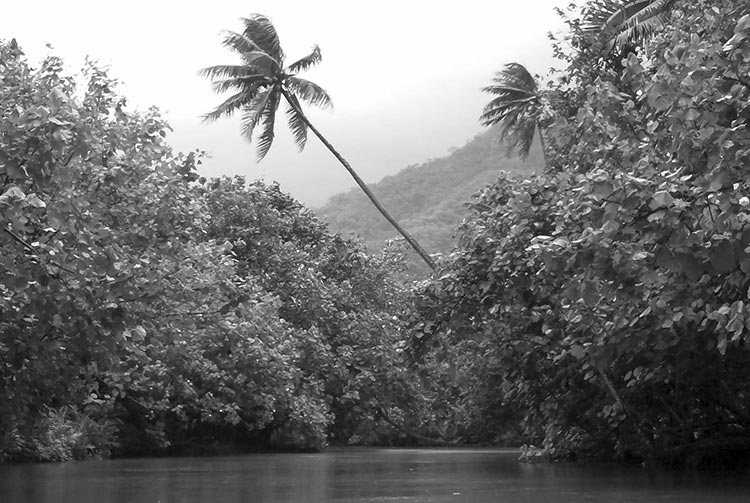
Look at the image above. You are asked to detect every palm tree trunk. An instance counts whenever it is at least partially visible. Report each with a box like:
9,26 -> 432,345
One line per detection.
281,88 -> 436,271
536,124 -> 548,170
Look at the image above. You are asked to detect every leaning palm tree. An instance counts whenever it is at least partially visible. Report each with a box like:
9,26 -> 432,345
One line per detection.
583,0 -> 678,52
201,14 -> 436,270
479,63 -> 547,165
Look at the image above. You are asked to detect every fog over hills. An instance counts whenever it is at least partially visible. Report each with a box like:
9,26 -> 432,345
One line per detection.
315,128 -> 544,262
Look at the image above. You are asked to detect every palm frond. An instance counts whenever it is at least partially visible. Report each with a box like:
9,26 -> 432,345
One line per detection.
285,77 -> 332,109
503,118 -> 537,160
614,10 -> 670,47
487,99 -> 538,159
200,65 -> 270,96
582,0 -> 623,33
616,0 -> 675,44
583,0 -> 676,50
285,93 -> 308,151
240,14 -> 284,63
483,63 -> 537,96
210,75 -> 269,95
480,99 -> 525,126
239,88 -> 273,141
288,45 -> 322,74
480,63 -> 538,127
220,31 -> 265,59
255,89 -> 281,160
603,0 -> 653,31
620,0 -> 675,28
480,98 -> 537,124
220,30 -> 281,73
480,62 -> 540,159
203,91 -> 248,122
199,64 -> 262,80
239,51 -> 279,73
482,84 -> 539,96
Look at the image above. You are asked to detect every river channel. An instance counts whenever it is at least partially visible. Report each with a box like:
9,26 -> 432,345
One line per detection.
0,448 -> 748,502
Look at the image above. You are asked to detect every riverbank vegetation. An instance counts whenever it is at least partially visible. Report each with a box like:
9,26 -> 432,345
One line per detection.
1,0 -> 749,469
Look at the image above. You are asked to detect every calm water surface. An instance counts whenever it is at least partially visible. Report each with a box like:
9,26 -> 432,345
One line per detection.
0,448 -> 748,503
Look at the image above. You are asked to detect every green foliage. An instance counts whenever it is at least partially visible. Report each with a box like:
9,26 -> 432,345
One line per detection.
0,38 -> 421,460
22,407 -> 118,462
200,177 -> 425,446
0,41 -> 248,456
416,0 -> 750,467
6,0 -> 748,468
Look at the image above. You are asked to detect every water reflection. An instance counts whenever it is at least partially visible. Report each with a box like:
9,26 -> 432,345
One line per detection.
0,448 -> 748,503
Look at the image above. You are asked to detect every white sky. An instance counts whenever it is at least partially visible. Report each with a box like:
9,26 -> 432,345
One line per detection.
3,1 -> 568,206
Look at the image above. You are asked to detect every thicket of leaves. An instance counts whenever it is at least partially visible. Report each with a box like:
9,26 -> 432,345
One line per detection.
0,41 -> 418,461
414,0 -> 750,467
5,0 -> 750,469
199,177 -> 433,446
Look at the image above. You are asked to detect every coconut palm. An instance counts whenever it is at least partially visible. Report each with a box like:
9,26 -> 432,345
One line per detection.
583,0 -> 678,51
479,63 -> 547,165
201,15 -> 436,270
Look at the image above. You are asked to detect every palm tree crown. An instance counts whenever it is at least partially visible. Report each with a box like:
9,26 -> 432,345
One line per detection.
200,14 -> 331,160
480,62 -> 544,161
202,14 -> 437,271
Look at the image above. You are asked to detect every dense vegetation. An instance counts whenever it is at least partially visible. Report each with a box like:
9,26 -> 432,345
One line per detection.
412,0 -> 750,467
0,41 -> 420,461
2,0 -> 750,470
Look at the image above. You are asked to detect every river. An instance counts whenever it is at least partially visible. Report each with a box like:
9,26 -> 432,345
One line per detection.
0,448 -> 748,502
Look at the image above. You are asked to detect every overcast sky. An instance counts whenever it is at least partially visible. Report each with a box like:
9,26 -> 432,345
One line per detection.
3,1 -> 568,206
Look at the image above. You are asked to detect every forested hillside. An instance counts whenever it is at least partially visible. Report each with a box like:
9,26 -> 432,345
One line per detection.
316,129 -> 543,258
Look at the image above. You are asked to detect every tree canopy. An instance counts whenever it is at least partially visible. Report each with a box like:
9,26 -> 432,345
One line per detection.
2,0 -> 750,469
0,40 -> 419,460
414,0 -> 750,467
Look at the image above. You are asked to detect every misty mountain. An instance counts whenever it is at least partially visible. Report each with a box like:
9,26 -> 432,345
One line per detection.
315,128 -> 544,263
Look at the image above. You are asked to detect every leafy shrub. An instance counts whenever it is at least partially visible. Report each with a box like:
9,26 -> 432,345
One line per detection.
4,407 -> 119,462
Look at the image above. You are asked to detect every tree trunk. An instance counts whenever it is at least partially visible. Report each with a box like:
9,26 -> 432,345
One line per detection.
536,123 -> 548,170
281,88 -> 437,271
